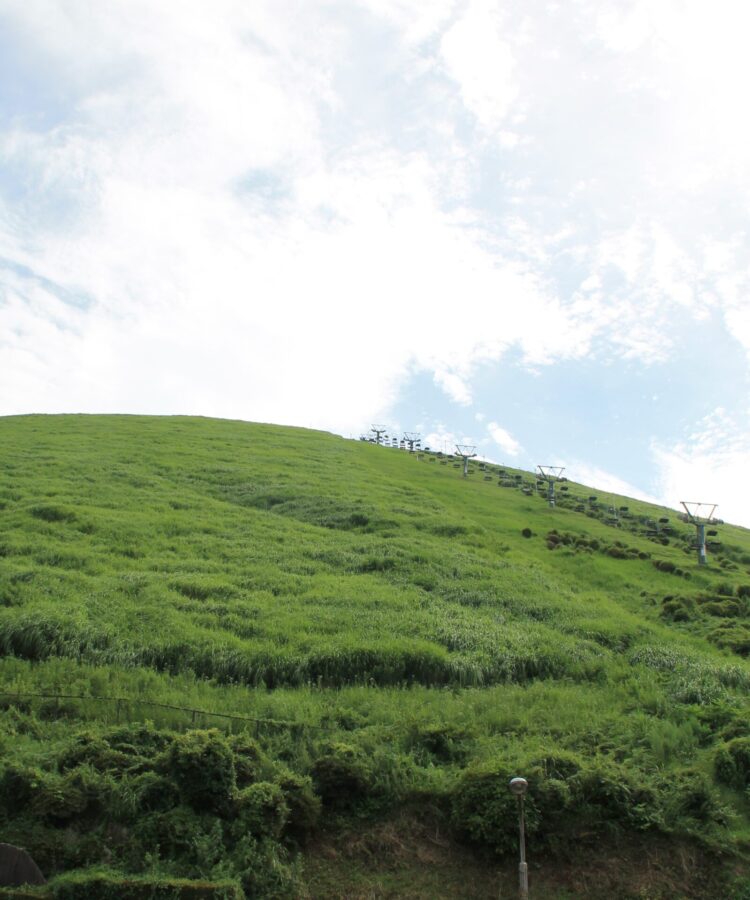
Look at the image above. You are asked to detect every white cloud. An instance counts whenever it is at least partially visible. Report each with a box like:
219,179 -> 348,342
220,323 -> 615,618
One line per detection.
433,369 -> 472,406
439,0 -> 518,131
1,0 -> 749,451
652,409 -> 750,528
487,421 -> 522,456
422,427 -> 461,455
568,462 -> 661,507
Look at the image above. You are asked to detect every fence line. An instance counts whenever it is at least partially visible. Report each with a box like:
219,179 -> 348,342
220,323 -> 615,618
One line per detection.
0,691 -> 324,731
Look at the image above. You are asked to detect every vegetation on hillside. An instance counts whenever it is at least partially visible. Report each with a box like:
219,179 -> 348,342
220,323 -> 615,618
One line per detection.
1,415 -> 750,897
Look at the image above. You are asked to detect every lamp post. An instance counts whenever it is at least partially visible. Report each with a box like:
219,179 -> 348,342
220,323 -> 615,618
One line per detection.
509,776 -> 529,899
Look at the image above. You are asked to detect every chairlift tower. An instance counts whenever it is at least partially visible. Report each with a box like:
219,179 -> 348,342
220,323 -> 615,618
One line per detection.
680,502 -> 718,566
536,466 -> 565,508
403,432 -> 421,453
370,424 -> 388,446
455,444 -> 477,477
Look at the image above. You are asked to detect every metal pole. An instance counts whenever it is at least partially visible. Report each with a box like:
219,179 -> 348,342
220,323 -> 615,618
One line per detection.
518,794 -> 528,899
697,523 -> 706,565
463,457 -> 469,477
548,480 -> 555,507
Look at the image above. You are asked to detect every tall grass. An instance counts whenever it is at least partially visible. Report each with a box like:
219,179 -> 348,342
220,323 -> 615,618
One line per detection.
1,415 -> 750,892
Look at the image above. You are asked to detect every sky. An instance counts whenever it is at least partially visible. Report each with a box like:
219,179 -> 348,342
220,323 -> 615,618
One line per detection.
1,1 -> 749,525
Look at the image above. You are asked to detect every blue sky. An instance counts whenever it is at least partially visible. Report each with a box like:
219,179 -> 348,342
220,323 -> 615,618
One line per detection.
1,1 -> 749,524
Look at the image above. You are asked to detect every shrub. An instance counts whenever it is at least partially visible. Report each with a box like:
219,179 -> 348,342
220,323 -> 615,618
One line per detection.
59,732 -> 139,774
231,836 -> 302,899
451,759 -> 532,854
43,766 -> 112,824
235,782 -> 289,840
228,733 -> 263,788
409,723 -> 474,764
701,600 -> 742,618
310,743 -> 371,810
163,730 -> 236,815
129,771 -> 181,814
50,868 -> 244,899
451,755 -> 657,856
709,623 -> 750,657
0,765 -> 42,816
660,595 -> 694,622
569,763 -> 657,831
136,805 -> 214,859
715,737 -> 750,789
663,769 -> 729,829
105,722 -> 175,758
275,772 -> 320,842
607,546 -> 628,559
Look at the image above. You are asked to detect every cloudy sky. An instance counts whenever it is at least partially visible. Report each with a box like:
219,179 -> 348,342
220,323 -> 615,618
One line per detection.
2,1 -> 749,524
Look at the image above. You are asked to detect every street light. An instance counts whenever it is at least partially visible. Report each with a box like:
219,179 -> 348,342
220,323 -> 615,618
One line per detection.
509,776 -> 529,899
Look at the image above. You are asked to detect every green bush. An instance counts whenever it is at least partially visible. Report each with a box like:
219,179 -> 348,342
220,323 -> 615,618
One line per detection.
715,737 -> 750,789
136,805 -> 214,860
128,771 -> 180,814
162,730 -> 236,815
451,755 -> 658,855
310,743 -> 371,810
0,763 -> 111,828
30,766 -> 111,824
227,734 -> 263,788
49,868 -> 244,899
663,769 -> 729,829
59,732 -> 141,775
709,623 -> 750,656
0,764 -> 43,816
105,723 -> 175,758
235,783 -> 288,840
408,722 -> 474,764
231,836 -> 301,899
702,600 -> 742,618
660,595 -> 694,622
275,772 -> 320,842
451,759 -> 541,855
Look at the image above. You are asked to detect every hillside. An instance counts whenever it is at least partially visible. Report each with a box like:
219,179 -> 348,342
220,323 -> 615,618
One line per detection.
1,414 -> 750,898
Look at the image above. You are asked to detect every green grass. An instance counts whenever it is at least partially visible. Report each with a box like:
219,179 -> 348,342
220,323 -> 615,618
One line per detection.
2,414 -> 750,897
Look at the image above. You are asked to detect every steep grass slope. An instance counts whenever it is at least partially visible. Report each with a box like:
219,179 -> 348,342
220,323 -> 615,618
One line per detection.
1,415 -> 750,898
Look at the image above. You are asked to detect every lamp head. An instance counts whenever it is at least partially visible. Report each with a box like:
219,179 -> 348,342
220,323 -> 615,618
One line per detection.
509,776 -> 528,796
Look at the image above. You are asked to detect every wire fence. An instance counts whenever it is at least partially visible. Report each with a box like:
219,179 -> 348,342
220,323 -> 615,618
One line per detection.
0,690 -> 325,734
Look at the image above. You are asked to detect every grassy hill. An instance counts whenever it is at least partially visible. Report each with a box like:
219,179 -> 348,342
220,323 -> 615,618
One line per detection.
1,414 -> 750,898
